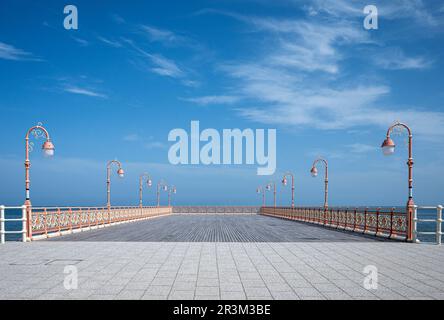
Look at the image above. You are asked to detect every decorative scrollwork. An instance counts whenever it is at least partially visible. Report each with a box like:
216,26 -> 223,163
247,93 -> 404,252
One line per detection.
32,123 -> 46,140
29,123 -> 46,153
391,121 -> 409,146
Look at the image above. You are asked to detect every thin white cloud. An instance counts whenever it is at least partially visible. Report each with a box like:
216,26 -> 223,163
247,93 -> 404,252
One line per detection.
302,0 -> 361,17
63,86 -> 108,99
211,13 -> 371,74
128,41 -> 185,78
72,37 -> 89,47
206,12 -> 444,138
97,36 -> 122,48
203,7 -> 435,75
346,143 -> 377,154
123,134 -> 141,142
181,79 -> 201,88
381,0 -> 441,26
182,95 -> 241,105
149,53 -> 184,78
305,0 -> 442,27
144,141 -> 167,150
139,24 -> 202,50
117,25 -> 200,84
123,133 -> 165,149
0,42 -> 39,61
140,25 -> 181,44
110,13 -> 125,24
372,48 -> 431,70
232,66 -> 444,137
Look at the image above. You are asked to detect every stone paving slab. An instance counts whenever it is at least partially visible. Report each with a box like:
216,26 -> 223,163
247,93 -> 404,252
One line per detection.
1,241 -> 444,300
46,214 -> 384,242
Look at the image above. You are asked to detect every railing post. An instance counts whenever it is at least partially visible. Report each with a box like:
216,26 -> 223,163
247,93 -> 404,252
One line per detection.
0,205 -> 5,244
69,208 -> 73,232
79,208 -> 83,229
88,208 -> 91,229
412,205 -> 418,243
364,207 -> 368,234
26,205 -> 32,241
375,207 -> 380,236
437,205 -> 442,245
389,207 -> 394,238
21,205 -> 27,242
335,209 -> 339,228
44,208 -> 48,237
57,208 -> 61,235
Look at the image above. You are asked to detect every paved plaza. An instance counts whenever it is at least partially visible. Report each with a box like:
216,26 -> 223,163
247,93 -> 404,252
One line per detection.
1,214 -> 444,300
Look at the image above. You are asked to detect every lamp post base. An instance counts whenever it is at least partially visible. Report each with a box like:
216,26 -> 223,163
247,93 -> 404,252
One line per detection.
406,199 -> 415,242
24,199 -> 32,241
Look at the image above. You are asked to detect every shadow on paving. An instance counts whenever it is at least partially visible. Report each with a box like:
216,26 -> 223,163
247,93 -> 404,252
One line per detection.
46,214 -> 390,242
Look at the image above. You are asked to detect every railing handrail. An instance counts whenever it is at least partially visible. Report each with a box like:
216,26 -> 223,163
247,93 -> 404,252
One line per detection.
173,205 -> 260,208
261,206 -> 406,213
416,205 -> 441,209
262,205 -> 401,208
0,206 -> 28,209
31,205 -> 165,210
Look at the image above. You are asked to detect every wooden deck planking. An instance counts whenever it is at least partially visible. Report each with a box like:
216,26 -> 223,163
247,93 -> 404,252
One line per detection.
46,214 -> 386,242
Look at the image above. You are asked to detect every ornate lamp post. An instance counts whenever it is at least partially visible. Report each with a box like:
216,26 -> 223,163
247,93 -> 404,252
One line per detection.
106,160 -> 124,209
381,121 -> 414,242
265,182 -> 276,208
139,173 -> 152,208
256,186 -> 265,207
24,123 -> 55,239
310,158 -> 328,209
281,172 -> 295,207
157,180 -> 168,207
168,185 -> 176,207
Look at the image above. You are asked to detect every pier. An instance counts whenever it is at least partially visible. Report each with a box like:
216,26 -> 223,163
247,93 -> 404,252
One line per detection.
46,214 -> 380,242
1,206 -> 444,300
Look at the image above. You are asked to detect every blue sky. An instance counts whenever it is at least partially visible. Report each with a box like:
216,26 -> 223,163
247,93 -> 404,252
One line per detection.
1,0 -> 444,207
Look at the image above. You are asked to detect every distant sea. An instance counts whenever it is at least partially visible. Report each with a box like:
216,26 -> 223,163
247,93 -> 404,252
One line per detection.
1,207 -> 441,243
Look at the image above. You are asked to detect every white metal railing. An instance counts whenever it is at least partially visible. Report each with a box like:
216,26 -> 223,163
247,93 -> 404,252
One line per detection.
413,205 -> 443,245
0,205 -> 27,243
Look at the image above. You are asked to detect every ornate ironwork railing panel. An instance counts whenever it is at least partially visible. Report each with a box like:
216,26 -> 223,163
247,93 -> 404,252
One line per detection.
260,206 -> 407,240
30,206 -> 172,239
172,206 -> 260,214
